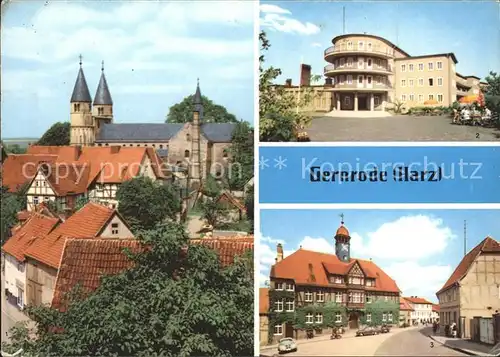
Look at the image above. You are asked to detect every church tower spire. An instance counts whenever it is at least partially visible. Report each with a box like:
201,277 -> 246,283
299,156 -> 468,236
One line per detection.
70,55 -> 93,146
189,78 -> 203,189
334,214 -> 351,262
92,60 -> 114,140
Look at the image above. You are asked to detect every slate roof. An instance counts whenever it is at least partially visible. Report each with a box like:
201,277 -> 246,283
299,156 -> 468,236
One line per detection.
156,149 -> 169,158
71,67 -> 92,103
95,123 -> 236,143
93,70 -> 113,105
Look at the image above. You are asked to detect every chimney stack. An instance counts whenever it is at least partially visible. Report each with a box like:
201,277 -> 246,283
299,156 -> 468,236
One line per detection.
300,64 -> 312,86
285,78 -> 292,87
276,243 -> 284,262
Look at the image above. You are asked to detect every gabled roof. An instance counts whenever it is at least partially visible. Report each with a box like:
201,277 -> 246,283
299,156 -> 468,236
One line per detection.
52,238 -> 141,311
270,248 -> 400,293
260,287 -> 269,314
2,154 -> 59,192
2,214 -> 60,262
71,67 -> 92,103
24,202 -> 125,269
404,296 -> 433,305
399,297 -> 414,311
93,69 -> 113,105
436,236 -> 499,295
30,164 -> 90,196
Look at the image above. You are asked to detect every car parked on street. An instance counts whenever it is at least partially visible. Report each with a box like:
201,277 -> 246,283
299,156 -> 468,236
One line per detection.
277,337 -> 297,354
356,326 -> 379,336
380,324 -> 391,333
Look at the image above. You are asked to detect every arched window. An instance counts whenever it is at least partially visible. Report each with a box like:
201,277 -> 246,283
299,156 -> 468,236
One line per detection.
74,103 -> 80,112
159,144 -> 164,149
184,150 -> 190,158
223,149 -> 228,158
186,133 -> 191,141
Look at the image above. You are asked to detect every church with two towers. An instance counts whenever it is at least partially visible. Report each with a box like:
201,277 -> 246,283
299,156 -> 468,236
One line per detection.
68,56 -> 238,183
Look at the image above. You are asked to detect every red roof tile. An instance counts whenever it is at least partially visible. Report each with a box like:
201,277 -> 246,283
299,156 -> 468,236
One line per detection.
24,202 -> 121,268
432,304 -> 440,312
336,225 -> 350,236
436,237 -> 499,295
2,154 -> 59,192
270,249 -> 400,293
51,238 -> 142,311
399,297 -> 414,311
35,163 -> 90,195
260,287 -> 269,314
2,214 -> 60,262
190,236 -> 254,267
216,192 -> 246,211
404,296 -> 433,305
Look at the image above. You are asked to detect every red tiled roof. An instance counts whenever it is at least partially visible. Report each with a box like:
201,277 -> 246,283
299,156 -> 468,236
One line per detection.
35,164 -> 90,195
399,297 -> 414,311
2,154 -> 59,192
24,202 -> 120,268
2,214 -> 60,262
190,236 -> 254,267
260,287 -> 269,314
432,304 -> 440,312
270,249 -> 400,293
51,238 -> 142,311
336,225 -> 349,236
404,296 -> 434,305
436,237 -> 499,295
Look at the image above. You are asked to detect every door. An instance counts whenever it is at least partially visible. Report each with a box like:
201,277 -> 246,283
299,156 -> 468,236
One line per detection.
349,312 -> 359,329
480,318 -> 494,344
367,58 -> 372,69
366,76 -> 373,89
285,322 -> 294,338
358,57 -> 364,69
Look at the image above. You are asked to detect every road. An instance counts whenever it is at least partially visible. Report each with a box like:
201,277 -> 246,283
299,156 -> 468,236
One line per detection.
375,328 -> 466,356
260,327 -> 467,356
308,115 -> 500,141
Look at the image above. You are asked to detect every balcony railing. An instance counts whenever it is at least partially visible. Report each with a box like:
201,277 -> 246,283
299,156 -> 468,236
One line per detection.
325,45 -> 395,58
332,82 -> 393,90
324,64 -> 392,74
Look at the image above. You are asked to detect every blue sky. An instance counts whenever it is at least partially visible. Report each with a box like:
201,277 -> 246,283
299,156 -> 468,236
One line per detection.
260,1 -> 500,85
260,209 -> 500,303
1,1 -> 254,138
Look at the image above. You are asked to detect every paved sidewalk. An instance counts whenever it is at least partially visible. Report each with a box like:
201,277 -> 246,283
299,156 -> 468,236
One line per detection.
426,330 -> 494,356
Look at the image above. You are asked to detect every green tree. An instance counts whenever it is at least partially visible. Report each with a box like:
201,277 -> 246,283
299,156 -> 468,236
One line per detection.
1,222 -> 254,356
1,188 -> 24,244
74,196 -> 90,211
223,121 -> 254,191
259,31 -> 318,142
244,185 -> 254,233
5,144 -> 26,154
37,122 -> 70,146
484,71 -> 500,120
166,95 -> 238,123
116,176 -> 180,231
199,175 -> 228,227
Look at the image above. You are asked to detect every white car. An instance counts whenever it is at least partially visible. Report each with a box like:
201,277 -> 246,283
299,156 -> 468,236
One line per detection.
277,337 -> 297,354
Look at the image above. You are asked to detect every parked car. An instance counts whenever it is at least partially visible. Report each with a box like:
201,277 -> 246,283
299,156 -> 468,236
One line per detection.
356,326 -> 379,336
380,325 -> 391,333
277,338 -> 297,354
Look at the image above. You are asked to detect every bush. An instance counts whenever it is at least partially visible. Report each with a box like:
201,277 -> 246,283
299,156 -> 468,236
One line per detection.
407,105 -> 452,116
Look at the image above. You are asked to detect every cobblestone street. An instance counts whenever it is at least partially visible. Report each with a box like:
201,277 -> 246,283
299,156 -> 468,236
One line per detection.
307,115 -> 500,141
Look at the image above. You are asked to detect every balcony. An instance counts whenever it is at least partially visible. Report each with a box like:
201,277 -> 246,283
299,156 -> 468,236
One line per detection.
346,302 -> 365,309
457,88 -> 469,97
330,82 -> 392,92
455,77 -> 472,89
325,45 -> 394,60
324,64 -> 392,76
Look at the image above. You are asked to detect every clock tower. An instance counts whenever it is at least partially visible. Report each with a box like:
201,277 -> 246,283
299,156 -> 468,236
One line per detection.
334,214 -> 351,262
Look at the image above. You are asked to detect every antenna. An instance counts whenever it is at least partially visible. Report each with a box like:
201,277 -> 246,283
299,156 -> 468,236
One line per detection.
79,54 -> 83,67
340,213 -> 345,225
464,220 -> 467,256
343,6 -> 346,34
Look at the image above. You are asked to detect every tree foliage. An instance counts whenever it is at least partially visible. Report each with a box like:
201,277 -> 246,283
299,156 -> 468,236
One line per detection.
4,144 -> 26,154
200,175 -> 228,227
484,71 -> 500,119
244,185 -> 254,234
0,183 -> 28,244
2,222 -> 254,356
259,31 -> 319,142
116,176 -> 180,231
37,122 -> 70,146
223,121 -> 254,191
74,196 -> 90,212
166,95 -> 238,124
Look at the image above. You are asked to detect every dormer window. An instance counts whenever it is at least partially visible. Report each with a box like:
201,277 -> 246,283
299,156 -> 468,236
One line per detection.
317,291 -> 324,302
304,291 -> 313,302
285,283 -> 294,291
275,282 -> 284,291
366,278 -> 375,287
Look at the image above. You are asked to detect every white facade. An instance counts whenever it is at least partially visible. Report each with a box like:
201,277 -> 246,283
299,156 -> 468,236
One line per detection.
409,301 -> 434,321
4,254 -> 26,309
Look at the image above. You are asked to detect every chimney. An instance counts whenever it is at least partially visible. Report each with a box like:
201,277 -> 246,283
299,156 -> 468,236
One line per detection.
110,146 -> 121,154
300,64 -> 312,86
285,78 -> 292,87
276,243 -> 284,262
325,78 -> 333,86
